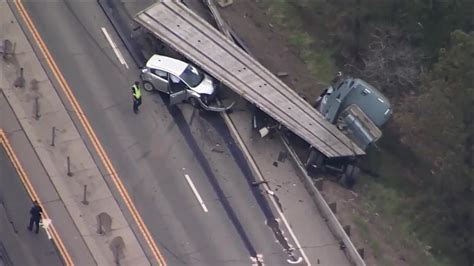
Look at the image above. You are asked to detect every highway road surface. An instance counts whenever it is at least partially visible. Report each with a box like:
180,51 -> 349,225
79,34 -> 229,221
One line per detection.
16,1 -> 304,265
0,146 -> 63,266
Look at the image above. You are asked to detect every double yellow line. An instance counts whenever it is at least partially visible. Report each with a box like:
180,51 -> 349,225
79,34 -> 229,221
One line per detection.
12,1 -> 166,265
0,129 -> 73,265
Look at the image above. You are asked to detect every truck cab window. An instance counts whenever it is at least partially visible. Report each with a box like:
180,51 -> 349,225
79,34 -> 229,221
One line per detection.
336,82 -> 344,90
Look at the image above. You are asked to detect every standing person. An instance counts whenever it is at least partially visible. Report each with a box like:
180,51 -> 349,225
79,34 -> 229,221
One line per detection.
132,81 -> 142,114
331,71 -> 343,85
27,200 -> 43,234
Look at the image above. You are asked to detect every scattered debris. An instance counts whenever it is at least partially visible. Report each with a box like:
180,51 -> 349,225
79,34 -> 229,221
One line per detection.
339,241 -> 346,250
216,0 -> 233,8
287,256 -> 303,264
297,92 -> 307,101
277,151 -> 287,162
276,71 -> 288,77
251,180 -> 268,186
211,148 -> 224,153
259,127 -> 269,138
250,253 -> 264,266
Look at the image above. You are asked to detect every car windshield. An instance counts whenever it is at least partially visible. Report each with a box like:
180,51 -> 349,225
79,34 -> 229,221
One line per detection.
179,65 -> 204,87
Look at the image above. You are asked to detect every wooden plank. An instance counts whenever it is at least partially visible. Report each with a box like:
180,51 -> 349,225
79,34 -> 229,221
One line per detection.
135,0 -> 364,157
203,0 -> 233,39
135,2 -> 354,156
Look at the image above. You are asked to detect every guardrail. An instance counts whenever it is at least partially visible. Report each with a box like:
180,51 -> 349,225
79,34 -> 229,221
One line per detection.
281,135 -> 366,266
201,0 -> 366,264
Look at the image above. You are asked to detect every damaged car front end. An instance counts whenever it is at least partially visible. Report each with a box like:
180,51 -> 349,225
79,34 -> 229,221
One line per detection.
140,54 -> 234,112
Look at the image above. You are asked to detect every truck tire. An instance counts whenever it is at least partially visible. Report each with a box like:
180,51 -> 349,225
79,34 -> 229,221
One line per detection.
305,148 -> 325,172
343,164 -> 360,188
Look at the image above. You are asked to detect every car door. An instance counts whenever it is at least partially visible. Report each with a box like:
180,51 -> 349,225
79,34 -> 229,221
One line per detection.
168,74 -> 188,105
149,68 -> 169,93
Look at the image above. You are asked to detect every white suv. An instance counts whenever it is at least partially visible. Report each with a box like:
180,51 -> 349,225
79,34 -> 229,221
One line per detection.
140,54 -> 233,111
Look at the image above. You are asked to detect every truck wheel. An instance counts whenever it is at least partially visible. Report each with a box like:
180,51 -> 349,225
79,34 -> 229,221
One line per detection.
343,164 -> 360,188
313,97 -> 322,109
142,81 -> 155,92
305,149 -> 325,172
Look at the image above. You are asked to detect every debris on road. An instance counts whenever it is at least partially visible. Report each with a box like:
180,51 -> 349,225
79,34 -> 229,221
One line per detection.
276,71 -> 288,77
216,0 -> 233,8
251,180 -> 268,186
211,147 -> 224,153
277,151 -> 287,162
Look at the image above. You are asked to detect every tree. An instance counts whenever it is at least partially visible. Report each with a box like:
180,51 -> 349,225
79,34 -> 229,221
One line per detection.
346,26 -> 421,97
396,30 -> 474,264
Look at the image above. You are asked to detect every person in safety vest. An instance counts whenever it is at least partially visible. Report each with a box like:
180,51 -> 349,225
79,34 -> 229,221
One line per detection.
132,81 -> 142,114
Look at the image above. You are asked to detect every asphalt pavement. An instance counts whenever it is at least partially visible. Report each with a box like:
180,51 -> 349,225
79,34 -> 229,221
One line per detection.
2,2 -> 149,264
0,146 -> 62,266
20,1 -> 296,265
1,0 -> 359,265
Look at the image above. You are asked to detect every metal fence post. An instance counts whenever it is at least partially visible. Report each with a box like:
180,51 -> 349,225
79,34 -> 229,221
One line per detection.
51,127 -> 56,146
67,156 -> 73,176
34,96 -> 40,120
81,185 -> 89,205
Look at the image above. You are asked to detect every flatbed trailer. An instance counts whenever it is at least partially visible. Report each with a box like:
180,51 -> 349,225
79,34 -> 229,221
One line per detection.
134,0 -> 364,158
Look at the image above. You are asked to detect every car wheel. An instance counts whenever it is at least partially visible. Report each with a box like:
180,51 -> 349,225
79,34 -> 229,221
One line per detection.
143,81 -> 155,92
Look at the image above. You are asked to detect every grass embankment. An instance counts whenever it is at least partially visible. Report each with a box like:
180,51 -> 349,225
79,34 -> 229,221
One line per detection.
259,1 -> 450,265
259,0 -> 335,84
359,144 -> 447,265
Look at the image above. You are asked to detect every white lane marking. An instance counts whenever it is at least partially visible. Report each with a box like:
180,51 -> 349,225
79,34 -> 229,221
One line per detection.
101,27 -> 129,69
220,109 -> 310,265
40,218 -> 52,239
184,174 -> 208,213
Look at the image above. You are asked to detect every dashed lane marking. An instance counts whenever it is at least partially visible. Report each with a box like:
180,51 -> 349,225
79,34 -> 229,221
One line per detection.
101,26 -> 129,69
184,174 -> 209,213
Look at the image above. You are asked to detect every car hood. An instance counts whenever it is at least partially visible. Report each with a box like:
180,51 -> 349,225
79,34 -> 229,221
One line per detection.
190,74 -> 215,95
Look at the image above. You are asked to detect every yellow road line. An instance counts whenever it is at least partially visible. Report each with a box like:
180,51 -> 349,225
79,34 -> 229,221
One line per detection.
12,1 -> 166,265
0,129 -> 74,266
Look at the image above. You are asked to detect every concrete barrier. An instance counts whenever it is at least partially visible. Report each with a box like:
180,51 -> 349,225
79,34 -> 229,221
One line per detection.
280,135 -> 366,266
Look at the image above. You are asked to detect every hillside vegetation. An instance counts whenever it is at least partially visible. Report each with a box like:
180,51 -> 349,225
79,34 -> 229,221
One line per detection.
262,0 -> 473,264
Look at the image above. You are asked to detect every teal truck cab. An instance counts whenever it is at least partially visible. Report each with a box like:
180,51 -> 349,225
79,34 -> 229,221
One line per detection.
307,73 -> 392,187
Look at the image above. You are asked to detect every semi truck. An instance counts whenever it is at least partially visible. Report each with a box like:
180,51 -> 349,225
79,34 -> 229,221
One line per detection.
134,0 -> 391,187
307,73 -> 392,187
